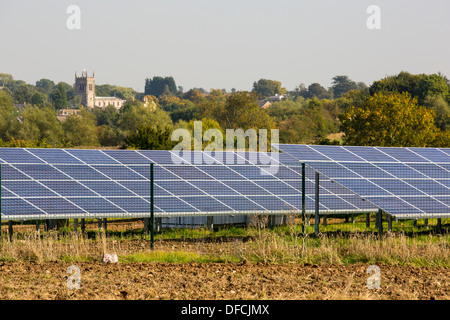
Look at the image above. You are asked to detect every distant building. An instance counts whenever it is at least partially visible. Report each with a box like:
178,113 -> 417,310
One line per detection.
259,94 -> 286,109
259,101 -> 272,109
56,109 -> 80,122
94,96 -> 126,110
75,70 -> 126,110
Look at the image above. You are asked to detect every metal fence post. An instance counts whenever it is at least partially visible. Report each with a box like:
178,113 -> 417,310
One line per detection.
377,209 -> 383,235
150,163 -> 155,250
301,163 -> 306,234
314,171 -> 320,236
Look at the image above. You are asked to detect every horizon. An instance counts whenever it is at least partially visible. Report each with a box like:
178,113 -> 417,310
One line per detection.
1,0 -> 449,92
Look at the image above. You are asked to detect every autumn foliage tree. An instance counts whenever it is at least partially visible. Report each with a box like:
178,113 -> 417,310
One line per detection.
340,92 -> 445,147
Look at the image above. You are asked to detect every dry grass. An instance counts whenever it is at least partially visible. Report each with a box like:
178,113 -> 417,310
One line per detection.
0,219 -> 448,267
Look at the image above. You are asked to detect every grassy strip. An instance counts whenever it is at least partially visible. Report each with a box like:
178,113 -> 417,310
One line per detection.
0,224 -> 448,267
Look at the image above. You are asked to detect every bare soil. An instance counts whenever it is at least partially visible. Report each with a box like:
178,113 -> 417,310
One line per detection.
0,261 -> 448,300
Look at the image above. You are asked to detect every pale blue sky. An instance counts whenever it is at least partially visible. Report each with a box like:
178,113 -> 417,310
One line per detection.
1,0 -> 449,92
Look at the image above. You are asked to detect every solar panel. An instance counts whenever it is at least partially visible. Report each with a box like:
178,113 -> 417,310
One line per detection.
0,147 -> 376,221
274,144 -> 450,219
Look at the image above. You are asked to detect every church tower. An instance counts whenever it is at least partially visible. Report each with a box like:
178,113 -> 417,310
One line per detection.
74,70 -> 95,109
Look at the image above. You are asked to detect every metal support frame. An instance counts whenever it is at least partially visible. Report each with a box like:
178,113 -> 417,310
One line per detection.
301,163 -> 306,234
437,218 -> 442,233
387,215 -> 392,231
377,209 -> 383,235
314,171 -> 320,236
81,219 -> 85,233
150,163 -> 155,250
366,213 -> 370,228
8,220 -> 13,242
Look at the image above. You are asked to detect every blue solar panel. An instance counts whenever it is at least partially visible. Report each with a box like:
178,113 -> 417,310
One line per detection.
28,149 -> 82,164
345,146 -> 397,162
376,147 -> 429,163
103,150 -> 151,164
276,144 -> 450,219
0,147 -> 378,220
0,148 -> 43,163
65,149 -> 119,164
408,148 -> 450,162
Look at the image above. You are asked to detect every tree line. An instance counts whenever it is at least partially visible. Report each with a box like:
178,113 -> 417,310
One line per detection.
0,71 -> 450,150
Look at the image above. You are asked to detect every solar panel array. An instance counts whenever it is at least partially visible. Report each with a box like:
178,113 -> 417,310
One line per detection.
274,144 -> 450,219
0,148 -> 376,221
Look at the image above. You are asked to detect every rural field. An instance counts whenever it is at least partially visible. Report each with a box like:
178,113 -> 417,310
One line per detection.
0,217 -> 448,300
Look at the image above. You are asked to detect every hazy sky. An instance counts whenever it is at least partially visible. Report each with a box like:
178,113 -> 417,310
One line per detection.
1,0 -> 449,92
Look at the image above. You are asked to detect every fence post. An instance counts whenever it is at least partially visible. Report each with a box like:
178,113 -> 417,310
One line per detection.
8,220 -> 13,242
301,163 -> 306,234
150,163 -> 155,250
377,209 -> 383,235
314,171 -> 320,236
387,214 -> 392,231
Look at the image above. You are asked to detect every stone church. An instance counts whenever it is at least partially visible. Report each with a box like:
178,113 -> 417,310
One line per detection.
75,70 -> 126,110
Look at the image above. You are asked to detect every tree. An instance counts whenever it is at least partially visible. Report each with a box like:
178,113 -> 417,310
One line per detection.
62,108 -> 99,146
369,72 -> 450,105
13,84 -> 36,104
307,83 -> 331,99
331,75 -> 357,98
340,92 -> 441,147
31,92 -> 48,108
125,126 -> 176,150
35,79 -> 55,95
215,91 -> 274,131
415,74 -> 449,104
183,89 -> 204,103
0,91 -> 20,141
52,82 -> 68,109
93,104 -> 119,127
424,95 -> 450,131
19,106 -> 63,146
144,76 -> 177,97
252,79 -> 286,99
118,102 -> 173,135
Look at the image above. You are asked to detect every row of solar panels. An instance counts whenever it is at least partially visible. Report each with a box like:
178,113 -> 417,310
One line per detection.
275,144 -> 450,219
0,148 -> 375,220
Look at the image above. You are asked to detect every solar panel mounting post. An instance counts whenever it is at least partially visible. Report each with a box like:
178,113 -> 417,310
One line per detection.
150,163 -> 154,250
377,209 -> 383,235
387,215 -> 392,232
301,163 -> 306,234
314,171 -> 320,236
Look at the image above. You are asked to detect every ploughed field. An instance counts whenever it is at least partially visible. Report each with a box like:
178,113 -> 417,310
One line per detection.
0,260 -> 448,300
